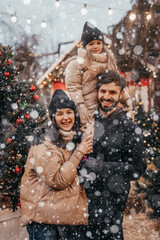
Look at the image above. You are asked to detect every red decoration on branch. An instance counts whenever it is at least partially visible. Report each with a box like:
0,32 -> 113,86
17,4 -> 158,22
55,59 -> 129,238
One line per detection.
16,118 -> 23,125
7,60 -> 11,65
25,114 -> 31,120
30,85 -> 36,92
14,166 -> 22,174
32,94 -> 39,101
0,51 -> 2,55
7,138 -> 13,144
17,202 -> 21,208
4,72 -> 10,76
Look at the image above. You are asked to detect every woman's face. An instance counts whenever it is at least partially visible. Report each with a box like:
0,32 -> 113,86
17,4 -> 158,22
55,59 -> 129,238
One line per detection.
55,108 -> 75,131
85,40 -> 103,54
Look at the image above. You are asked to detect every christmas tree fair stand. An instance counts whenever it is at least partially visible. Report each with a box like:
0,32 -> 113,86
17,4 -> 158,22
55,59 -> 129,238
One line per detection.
0,208 -> 28,240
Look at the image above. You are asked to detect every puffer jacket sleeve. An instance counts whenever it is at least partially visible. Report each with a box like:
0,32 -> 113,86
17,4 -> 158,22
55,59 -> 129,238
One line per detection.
33,146 -> 84,190
119,88 -> 134,120
65,60 -> 85,105
120,88 -> 132,106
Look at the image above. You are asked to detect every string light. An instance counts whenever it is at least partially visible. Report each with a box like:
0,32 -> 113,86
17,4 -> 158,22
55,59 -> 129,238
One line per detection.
41,20 -> 47,28
129,12 -> 136,21
146,14 -> 151,20
26,18 -> 31,24
81,4 -> 87,15
11,15 -> 17,23
55,0 -> 60,7
108,8 -> 113,15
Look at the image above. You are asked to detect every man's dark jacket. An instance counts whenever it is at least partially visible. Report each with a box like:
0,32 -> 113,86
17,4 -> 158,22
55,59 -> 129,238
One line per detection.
80,109 -> 146,238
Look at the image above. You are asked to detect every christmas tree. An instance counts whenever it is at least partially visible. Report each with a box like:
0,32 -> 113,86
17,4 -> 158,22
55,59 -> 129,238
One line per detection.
135,103 -> 160,219
0,43 -> 47,211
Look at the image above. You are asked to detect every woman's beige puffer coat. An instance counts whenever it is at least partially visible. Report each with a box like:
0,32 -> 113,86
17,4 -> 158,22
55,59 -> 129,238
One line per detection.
20,139 -> 88,226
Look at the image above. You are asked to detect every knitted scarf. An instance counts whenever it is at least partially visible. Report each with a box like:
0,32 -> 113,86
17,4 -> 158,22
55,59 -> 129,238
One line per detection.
59,129 -> 76,142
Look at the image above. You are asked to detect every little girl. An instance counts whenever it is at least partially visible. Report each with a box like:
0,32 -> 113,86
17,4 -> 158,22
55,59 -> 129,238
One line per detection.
64,21 -> 133,128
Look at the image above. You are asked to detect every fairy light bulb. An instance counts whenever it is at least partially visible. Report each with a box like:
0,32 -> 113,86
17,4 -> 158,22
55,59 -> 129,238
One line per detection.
146,14 -> 151,20
41,20 -> 47,28
11,15 -> 17,23
108,8 -> 113,15
81,4 -> 88,15
55,0 -> 60,7
129,13 -> 136,21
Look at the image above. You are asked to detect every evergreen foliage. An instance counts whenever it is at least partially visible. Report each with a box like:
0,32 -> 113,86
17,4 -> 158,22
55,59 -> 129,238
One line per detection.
135,103 -> 160,219
0,43 -> 47,211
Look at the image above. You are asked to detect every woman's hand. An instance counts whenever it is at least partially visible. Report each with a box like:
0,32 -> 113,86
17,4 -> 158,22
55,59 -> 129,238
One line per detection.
77,135 -> 93,155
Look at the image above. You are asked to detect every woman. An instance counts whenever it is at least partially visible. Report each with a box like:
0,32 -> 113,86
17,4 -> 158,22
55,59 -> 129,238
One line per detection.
20,89 -> 93,240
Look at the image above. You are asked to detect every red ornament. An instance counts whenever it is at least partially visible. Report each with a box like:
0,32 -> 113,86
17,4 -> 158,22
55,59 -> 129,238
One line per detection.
7,138 -> 13,144
0,51 -> 2,55
7,60 -> 11,65
32,94 -> 39,101
25,113 -> 31,120
30,85 -> 36,92
17,202 -> 21,208
4,72 -> 10,76
16,118 -> 23,125
14,166 -> 22,174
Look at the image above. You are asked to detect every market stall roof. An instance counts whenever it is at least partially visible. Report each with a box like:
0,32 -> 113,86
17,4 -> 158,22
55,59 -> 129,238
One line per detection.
36,38 -> 80,87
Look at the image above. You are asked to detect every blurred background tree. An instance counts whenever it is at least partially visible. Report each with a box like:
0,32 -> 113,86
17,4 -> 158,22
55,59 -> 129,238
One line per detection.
0,43 -> 47,210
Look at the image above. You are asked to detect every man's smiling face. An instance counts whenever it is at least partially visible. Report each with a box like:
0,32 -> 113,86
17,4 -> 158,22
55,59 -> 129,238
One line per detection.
98,82 -> 123,113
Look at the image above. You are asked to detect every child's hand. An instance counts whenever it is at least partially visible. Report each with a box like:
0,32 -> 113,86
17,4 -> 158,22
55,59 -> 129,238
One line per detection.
77,103 -> 90,124
77,135 -> 93,155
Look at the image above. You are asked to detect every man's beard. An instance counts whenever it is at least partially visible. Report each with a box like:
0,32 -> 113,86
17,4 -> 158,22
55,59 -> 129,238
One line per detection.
98,99 -> 119,113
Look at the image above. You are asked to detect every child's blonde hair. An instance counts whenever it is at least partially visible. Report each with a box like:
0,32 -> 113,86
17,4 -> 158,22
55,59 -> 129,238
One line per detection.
102,44 -> 117,71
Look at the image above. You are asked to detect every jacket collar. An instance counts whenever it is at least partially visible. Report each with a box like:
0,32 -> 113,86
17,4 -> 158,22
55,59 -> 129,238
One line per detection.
95,107 -> 123,122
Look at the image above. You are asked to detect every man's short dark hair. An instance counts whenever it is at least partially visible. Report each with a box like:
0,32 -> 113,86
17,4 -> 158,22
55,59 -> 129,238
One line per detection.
97,70 -> 126,92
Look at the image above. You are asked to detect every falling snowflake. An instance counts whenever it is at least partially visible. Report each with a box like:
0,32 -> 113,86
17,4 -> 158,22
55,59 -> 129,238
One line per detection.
11,103 -> 18,110
77,57 -> 84,64
110,224 -> 119,234
27,135 -> 34,142
66,141 -> 75,151
30,110 -> 39,119
36,166 -> 43,174
135,127 -> 142,134
133,45 -> 143,55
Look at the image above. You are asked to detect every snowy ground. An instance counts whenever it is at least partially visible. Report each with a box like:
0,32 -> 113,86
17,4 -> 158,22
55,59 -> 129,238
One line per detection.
123,181 -> 160,240
123,213 -> 160,240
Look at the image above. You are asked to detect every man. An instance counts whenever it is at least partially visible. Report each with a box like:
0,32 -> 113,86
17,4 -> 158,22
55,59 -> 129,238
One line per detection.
80,70 -> 146,239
